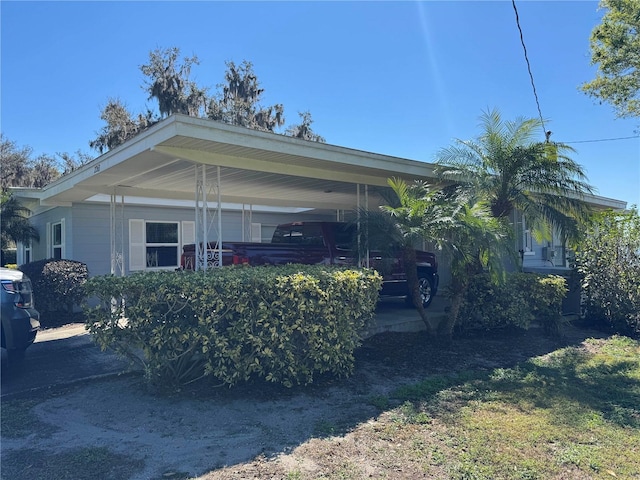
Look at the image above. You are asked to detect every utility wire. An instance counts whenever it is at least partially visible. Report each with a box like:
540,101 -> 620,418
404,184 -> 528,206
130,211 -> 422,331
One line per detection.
564,135 -> 640,144
511,0 -> 547,138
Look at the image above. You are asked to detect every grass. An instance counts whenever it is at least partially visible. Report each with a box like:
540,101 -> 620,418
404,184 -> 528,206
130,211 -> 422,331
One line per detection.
1,398 -> 55,438
2,332 -> 638,479
0,446 -> 145,480
379,335 -> 640,479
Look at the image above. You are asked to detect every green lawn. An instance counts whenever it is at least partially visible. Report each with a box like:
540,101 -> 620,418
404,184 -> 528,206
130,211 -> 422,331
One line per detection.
377,335 -> 640,479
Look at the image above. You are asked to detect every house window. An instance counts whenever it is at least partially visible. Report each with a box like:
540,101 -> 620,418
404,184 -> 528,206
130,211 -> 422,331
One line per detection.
51,221 -> 63,259
145,222 -> 179,268
24,242 -> 31,264
521,215 -> 534,256
130,219 -> 192,271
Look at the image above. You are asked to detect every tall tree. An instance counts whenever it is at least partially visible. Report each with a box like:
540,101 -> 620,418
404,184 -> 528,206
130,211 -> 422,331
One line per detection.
29,154 -> 61,188
141,47 -> 208,118
581,0 -> 640,118
0,135 -> 69,189
1,134 -> 33,190
209,60 -> 285,132
56,151 -> 93,176
435,109 -> 595,244
90,98 -> 156,154
285,111 -> 326,142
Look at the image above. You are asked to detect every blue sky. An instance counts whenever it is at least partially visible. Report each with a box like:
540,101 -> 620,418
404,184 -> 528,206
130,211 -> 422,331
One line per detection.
2,1 -> 638,207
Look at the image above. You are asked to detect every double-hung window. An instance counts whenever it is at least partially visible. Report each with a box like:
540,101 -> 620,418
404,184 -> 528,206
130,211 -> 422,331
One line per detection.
145,222 -> 179,268
47,219 -> 65,259
129,220 -> 193,271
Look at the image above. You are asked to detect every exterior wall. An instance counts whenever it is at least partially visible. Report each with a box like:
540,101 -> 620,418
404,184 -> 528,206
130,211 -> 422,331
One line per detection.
512,210 -> 572,273
26,206 -> 73,262
25,202 -> 336,277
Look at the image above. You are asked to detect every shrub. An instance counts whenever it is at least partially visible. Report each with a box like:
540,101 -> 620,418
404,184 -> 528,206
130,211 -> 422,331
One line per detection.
19,259 -> 89,326
83,265 -> 382,388
575,208 -> 640,337
456,273 -> 532,333
456,272 -> 567,336
511,273 -> 568,336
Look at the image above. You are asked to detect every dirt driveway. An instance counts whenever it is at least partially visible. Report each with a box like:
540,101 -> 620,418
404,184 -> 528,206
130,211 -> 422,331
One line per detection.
0,314 -> 606,480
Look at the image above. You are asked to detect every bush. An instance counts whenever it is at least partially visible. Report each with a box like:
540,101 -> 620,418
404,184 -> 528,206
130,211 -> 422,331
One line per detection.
19,259 -> 89,326
575,208 -> 640,337
83,265 -> 382,388
511,273 -> 568,336
456,272 -> 567,336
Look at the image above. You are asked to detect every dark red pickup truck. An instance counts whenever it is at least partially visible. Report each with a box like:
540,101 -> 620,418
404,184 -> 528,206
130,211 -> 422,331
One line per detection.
181,221 -> 439,307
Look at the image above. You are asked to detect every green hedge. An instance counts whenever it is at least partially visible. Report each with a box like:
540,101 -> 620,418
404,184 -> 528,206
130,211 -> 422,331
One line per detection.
456,273 -> 568,336
19,259 -> 89,325
83,265 -> 382,388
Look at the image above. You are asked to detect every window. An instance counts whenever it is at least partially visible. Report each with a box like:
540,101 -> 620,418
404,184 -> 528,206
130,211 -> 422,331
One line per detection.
272,223 -> 324,245
145,222 -> 179,268
517,213 -> 534,256
47,220 -> 65,259
24,242 -> 31,264
129,220 -> 186,271
52,223 -> 63,259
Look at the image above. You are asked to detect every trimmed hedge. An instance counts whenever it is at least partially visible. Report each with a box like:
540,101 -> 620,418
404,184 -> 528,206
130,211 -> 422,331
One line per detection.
19,259 -> 89,325
456,272 -> 568,336
83,265 -> 382,388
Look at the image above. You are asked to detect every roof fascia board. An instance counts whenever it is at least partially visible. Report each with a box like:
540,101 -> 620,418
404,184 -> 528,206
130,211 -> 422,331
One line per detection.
35,117 -> 182,202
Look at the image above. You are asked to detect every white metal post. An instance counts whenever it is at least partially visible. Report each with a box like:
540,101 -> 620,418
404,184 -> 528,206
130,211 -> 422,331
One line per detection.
216,166 -> 222,266
110,190 -> 124,276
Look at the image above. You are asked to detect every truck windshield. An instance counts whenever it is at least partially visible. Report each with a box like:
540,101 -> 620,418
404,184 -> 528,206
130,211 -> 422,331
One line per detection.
272,224 -> 325,245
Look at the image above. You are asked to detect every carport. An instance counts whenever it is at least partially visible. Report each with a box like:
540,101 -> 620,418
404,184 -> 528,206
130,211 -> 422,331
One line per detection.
29,114 -> 438,275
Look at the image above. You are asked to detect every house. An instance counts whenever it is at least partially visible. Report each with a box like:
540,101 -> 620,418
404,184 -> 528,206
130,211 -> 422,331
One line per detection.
10,114 -> 627,288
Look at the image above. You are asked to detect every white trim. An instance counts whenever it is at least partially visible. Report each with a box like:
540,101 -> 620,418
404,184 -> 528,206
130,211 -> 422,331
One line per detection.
46,222 -> 51,258
83,194 -> 313,213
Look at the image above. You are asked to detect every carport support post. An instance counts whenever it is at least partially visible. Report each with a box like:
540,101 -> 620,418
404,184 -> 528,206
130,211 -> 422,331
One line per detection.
195,165 -> 222,270
356,184 -> 370,268
109,191 -> 124,276
195,165 -> 208,271
216,166 -> 222,266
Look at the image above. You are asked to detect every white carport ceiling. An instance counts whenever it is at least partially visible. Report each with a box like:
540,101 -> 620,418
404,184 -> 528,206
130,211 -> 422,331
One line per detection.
36,114 -> 437,210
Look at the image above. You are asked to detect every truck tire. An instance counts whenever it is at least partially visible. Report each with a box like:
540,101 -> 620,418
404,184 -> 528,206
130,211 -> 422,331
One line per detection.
405,274 -> 434,309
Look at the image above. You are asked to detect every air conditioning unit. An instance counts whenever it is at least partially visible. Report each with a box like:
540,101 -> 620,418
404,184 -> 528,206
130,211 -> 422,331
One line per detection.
542,246 -> 556,262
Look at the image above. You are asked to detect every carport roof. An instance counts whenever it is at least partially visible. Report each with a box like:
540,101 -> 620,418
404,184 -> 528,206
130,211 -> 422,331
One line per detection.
14,114 -> 627,212
24,114 -> 438,210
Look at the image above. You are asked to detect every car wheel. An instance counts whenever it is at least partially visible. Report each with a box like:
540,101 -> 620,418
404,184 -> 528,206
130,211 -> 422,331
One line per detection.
405,275 -> 434,308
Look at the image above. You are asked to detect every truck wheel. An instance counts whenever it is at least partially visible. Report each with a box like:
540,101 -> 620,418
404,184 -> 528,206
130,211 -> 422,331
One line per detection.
405,275 -> 434,308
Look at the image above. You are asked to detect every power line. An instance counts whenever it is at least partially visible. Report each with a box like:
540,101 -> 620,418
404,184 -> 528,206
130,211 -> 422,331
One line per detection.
511,0 -> 547,137
564,135 -> 640,144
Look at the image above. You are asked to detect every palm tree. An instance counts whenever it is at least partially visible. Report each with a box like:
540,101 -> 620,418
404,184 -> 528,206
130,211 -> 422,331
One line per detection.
362,178 -> 509,340
438,187 -> 511,339
1,192 -> 39,264
435,109 -> 594,244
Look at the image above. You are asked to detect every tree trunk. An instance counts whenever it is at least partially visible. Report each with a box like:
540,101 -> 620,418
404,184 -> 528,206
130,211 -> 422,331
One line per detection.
438,291 -> 463,345
401,246 -> 436,336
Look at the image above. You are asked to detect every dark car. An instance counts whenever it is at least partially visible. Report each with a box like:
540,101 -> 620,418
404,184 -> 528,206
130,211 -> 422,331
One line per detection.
1,267 -> 40,361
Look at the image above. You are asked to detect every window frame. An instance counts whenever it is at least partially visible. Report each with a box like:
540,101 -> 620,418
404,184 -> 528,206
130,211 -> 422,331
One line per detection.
48,219 -> 65,259
144,221 -> 180,270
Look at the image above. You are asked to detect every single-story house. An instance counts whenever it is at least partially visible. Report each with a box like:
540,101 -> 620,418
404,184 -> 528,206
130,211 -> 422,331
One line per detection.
10,114 -> 627,289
